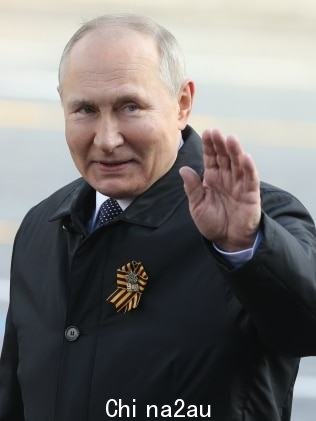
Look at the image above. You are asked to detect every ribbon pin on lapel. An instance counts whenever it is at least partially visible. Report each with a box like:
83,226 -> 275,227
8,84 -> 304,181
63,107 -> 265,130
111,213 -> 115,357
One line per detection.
107,261 -> 149,313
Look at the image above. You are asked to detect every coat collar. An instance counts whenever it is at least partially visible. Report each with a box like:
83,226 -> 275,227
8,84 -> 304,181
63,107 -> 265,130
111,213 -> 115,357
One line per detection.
48,125 -> 203,231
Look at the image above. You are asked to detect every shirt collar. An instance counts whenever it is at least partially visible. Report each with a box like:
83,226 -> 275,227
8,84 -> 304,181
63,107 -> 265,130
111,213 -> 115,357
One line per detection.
95,193 -> 132,213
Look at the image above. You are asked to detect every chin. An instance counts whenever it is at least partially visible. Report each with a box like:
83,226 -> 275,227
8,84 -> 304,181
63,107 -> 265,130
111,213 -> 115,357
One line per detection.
85,171 -> 151,198
93,183 -> 142,199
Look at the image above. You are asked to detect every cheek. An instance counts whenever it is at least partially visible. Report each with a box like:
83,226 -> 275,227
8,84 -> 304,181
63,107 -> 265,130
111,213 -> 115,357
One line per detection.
125,118 -> 155,137
65,122 -> 92,156
123,121 -> 157,155
128,119 -> 178,168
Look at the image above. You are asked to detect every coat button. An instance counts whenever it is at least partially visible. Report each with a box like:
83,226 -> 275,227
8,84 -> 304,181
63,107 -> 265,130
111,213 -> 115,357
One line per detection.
65,325 -> 80,342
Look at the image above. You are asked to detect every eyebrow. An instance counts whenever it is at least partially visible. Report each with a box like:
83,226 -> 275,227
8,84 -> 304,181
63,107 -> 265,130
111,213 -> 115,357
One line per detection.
67,99 -> 97,110
67,92 -> 146,110
114,93 -> 144,107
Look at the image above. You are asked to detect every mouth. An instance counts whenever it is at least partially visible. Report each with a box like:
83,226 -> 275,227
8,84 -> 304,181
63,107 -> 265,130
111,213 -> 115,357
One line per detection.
93,159 -> 134,172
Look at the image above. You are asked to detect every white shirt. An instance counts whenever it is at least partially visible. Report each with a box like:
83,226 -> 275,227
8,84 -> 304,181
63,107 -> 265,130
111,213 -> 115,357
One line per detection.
90,192 -> 133,231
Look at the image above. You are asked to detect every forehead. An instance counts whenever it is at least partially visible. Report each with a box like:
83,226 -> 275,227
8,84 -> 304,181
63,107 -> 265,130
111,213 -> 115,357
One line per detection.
63,29 -> 160,84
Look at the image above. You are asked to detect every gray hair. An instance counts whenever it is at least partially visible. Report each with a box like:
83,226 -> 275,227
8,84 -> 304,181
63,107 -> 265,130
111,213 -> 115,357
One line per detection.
58,13 -> 186,96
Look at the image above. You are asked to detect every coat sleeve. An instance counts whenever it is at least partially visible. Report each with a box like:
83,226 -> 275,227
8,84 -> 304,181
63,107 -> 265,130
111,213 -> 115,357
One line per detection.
227,186 -> 316,357
0,302 -> 24,420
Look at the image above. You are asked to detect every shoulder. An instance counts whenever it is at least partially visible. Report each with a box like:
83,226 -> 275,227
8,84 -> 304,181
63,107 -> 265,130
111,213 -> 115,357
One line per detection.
260,181 -> 312,220
260,180 -> 296,198
259,182 -> 316,244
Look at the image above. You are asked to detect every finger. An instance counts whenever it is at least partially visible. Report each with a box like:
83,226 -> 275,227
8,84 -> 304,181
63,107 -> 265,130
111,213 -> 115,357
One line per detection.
179,166 -> 205,207
201,129 -> 218,171
226,136 -> 259,190
226,135 -> 244,181
212,130 -> 231,171
204,129 -> 231,171
241,153 -> 260,191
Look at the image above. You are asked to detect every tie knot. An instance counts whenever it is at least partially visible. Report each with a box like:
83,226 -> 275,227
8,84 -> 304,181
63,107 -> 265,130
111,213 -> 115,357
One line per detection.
94,198 -> 122,230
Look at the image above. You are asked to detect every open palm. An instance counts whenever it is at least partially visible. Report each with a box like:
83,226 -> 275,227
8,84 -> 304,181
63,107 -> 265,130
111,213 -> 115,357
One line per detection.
180,129 -> 261,251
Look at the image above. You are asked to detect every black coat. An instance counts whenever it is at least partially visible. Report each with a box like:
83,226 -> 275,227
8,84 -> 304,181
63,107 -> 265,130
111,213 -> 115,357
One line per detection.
1,126 -> 316,421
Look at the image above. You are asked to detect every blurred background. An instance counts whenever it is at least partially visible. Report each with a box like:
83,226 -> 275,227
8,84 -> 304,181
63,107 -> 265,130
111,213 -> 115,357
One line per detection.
0,0 -> 315,419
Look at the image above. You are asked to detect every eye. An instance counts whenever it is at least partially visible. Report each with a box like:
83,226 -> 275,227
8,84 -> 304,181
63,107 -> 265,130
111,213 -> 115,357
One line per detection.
123,103 -> 139,113
77,105 -> 96,114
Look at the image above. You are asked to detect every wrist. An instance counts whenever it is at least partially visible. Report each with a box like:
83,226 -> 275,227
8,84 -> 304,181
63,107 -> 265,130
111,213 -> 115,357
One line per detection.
214,233 -> 258,252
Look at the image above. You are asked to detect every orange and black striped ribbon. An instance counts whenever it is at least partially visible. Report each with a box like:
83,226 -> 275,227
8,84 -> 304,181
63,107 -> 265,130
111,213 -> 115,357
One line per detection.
106,261 -> 148,313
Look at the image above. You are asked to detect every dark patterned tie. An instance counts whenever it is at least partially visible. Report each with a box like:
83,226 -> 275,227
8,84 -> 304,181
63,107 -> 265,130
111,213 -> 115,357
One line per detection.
94,198 -> 122,230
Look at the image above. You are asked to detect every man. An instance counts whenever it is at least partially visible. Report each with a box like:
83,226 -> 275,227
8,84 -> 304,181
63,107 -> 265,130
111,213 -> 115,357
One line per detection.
1,13 -> 316,421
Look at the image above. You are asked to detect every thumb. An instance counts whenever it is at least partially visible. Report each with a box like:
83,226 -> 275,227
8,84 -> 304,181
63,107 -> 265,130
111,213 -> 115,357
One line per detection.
179,166 -> 204,206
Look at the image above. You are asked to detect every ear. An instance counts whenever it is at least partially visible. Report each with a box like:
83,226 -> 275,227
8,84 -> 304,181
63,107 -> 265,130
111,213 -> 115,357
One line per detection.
177,79 -> 195,130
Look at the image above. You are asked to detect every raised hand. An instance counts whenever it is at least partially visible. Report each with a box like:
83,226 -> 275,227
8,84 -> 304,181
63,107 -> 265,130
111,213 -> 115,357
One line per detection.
179,129 -> 261,251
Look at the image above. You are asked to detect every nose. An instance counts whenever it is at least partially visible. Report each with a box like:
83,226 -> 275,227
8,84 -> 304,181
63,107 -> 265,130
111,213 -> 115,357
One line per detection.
93,114 -> 124,153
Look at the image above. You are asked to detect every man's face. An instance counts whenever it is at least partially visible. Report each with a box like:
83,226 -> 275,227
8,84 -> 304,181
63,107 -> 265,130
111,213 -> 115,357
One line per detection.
59,29 -> 191,198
